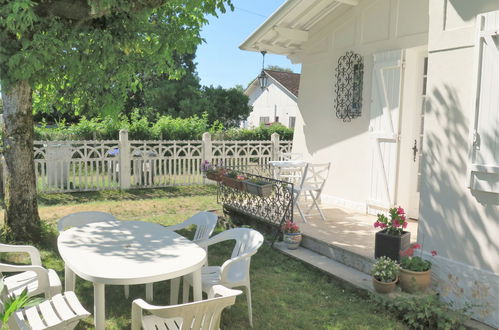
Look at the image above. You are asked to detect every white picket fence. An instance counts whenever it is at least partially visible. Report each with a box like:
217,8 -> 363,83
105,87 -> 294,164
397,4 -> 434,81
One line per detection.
33,130 -> 293,193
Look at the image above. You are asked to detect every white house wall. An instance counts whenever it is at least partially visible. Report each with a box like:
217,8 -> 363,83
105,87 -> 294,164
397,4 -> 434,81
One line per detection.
292,0 -> 428,211
419,0 -> 499,326
245,81 -> 299,128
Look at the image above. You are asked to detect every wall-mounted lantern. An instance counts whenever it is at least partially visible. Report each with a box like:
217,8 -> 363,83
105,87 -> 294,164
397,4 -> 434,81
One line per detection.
334,51 -> 364,122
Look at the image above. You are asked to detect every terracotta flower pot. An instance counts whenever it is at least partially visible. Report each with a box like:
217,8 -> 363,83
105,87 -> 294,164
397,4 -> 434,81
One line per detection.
283,232 -> 302,250
221,176 -> 245,191
205,172 -> 222,182
399,268 -> 431,293
372,277 -> 398,294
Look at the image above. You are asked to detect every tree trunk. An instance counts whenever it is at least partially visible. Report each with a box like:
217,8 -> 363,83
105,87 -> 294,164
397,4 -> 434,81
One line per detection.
1,80 -> 41,242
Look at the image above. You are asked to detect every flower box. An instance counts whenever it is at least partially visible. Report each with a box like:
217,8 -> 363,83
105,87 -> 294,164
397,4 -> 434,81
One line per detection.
221,176 -> 245,191
244,181 -> 273,197
205,172 -> 222,182
374,229 -> 410,262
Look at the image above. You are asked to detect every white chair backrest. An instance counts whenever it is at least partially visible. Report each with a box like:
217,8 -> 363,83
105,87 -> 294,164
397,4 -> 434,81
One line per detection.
280,152 -> 303,161
132,285 -> 241,330
57,211 -> 117,232
168,211 -> 218,242
298,163 -> 331,191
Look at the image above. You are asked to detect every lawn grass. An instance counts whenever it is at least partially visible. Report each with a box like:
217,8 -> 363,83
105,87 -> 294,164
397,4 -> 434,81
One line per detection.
1,186 -> 406,329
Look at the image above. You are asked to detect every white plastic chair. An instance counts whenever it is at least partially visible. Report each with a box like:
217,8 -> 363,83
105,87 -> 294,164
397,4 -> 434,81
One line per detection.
0,243 -> 62,299
145,211 -> 218,302
7,291 -> 90,329
182,228 -> 264,327
131,285 -> 241,330
293,163 -> 331,223
57,211 -> 117,232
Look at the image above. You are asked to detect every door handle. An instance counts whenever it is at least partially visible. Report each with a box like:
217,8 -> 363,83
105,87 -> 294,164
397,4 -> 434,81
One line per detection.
412,139 -> 418,162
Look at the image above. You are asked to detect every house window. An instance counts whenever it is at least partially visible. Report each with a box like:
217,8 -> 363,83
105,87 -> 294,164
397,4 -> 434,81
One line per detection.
259,117 -> 269,124
334,51 -> 364,122
289,116 -> 296,129
275,116 -> 279,123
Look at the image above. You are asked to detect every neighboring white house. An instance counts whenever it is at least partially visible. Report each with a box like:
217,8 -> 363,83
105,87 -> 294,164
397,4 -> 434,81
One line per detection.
242,70 -> 300,129
241,0 -> 499,327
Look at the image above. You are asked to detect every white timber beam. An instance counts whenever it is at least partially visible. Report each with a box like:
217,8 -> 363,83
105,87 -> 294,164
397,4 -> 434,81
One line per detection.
273,26 -> 309,42
255,42 -> 302,55
336,0 -> 359,6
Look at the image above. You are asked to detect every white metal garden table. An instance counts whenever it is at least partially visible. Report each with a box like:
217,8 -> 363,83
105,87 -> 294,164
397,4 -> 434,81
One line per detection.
269,160 -> 307,183
57,220 -> 206,330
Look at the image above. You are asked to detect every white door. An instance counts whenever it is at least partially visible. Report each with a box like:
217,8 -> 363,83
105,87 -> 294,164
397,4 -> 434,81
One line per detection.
368,50 -> 404,214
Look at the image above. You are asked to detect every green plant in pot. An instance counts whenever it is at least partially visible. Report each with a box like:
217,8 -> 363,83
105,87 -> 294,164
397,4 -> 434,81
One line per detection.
0,281 -> 43,329
399,243 -> 437,293
374,207 -> 411,262
371,256 -> 399,294
201,161 -> 225,181
221,170 -> 246,190
244,178 -> 273,197
281,220 -> 301,250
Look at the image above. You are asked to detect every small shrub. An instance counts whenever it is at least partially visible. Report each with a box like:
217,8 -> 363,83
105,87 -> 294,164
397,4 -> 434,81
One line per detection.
371,256 -> 399,282
371,293 -> 469,330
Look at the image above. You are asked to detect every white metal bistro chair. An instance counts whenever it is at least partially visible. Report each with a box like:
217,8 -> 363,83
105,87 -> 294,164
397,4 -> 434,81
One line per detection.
145,211 -> 218,302
5,290 -> 90,330
182,228 -> 264,327
131,285 -> 241,330
279,152 -> 303,161
293,162 -> 331,223
0,243 -> 62,299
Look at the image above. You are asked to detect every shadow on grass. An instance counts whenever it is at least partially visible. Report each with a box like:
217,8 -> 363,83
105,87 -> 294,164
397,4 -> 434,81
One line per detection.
37,185 -> 217,206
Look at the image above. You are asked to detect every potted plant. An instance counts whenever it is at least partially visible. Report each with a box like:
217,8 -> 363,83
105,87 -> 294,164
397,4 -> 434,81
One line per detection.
201,161 -> 225,182
221,170 -> 246,191
281,220 -> 301,250
374,207 -> 410,262
371,256 -> 399,294
399,243 -> 437,293
244,178 -> 273,197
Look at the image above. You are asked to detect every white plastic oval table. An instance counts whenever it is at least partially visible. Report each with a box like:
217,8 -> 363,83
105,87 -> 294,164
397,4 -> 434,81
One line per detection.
57,220 -> 206,330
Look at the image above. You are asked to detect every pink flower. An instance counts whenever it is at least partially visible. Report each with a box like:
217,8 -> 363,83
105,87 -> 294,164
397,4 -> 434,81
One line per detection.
402,221 -> 408,229
374,221 -> 381,228
397,207 -> 405,215
411,243 -> 421,249
431,250 -> 438,256
400,215 -> 406,221
401,247 -> 414,257
392,220 -> 400,228
379,223 -> 387,229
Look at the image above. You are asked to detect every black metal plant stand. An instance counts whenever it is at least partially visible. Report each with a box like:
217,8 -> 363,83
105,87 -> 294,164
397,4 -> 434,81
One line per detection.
217,165 -> 294,246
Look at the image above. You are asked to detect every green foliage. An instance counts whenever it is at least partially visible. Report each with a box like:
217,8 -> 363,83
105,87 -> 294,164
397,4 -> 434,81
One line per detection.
266,65 -> 295,73
371,293 -> 469,330
214,123 -> 293,141
371,256 -> 399,282
0,284 -> 43,328
1,0 -> 233,115
400,256 -> 432,272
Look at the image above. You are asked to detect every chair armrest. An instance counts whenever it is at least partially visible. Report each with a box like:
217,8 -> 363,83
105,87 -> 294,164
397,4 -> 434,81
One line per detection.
209,285 -> 242,298
0,244 -> 42,266
165,222 -> 188,232
0,263 -> 50,297
219,251 -> 257,282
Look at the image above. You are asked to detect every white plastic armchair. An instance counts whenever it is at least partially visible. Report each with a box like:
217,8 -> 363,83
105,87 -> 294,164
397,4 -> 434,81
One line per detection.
7,291 -> 91,330
0,243 -> 61,299
131,285 -> 241,330
145,211 -> 218,302
183,228 -> 264,327
57,211 -> 117,232
293,162 -> 331,223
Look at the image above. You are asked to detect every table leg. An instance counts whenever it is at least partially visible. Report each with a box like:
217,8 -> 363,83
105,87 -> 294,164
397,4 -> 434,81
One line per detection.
94,283 -> 105,330
192,269 -> 202,301
65,265 -> 75,292
170,277 -> 180,305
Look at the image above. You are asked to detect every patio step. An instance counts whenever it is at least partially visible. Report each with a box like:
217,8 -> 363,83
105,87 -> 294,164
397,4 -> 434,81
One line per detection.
273,242 -> 374,292
300,234 -> 375,275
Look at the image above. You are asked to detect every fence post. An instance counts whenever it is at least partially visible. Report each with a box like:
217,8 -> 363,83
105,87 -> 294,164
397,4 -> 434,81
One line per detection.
271,133 -> 280,161
119,129 -> 131,189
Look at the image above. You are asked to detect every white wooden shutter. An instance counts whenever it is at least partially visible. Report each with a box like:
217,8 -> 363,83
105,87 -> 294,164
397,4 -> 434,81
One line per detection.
368,50 -> 404,213
468,11 -> 499,193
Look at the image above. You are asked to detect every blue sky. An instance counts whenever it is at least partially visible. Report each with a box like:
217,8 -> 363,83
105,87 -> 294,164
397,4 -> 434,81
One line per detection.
196,0 -> 301,89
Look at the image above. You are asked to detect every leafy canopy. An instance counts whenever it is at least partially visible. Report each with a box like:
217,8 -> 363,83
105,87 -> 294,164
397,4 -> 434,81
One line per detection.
0,0 -> 233,115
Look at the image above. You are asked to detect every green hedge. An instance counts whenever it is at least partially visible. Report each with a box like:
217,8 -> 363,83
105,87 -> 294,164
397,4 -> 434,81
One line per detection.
31,111 -> 293,141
